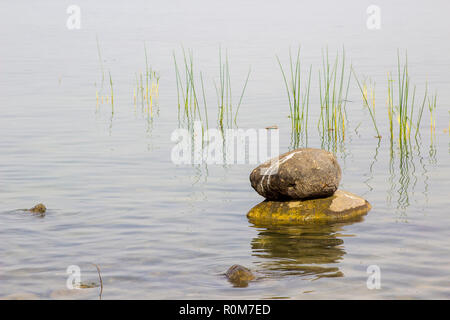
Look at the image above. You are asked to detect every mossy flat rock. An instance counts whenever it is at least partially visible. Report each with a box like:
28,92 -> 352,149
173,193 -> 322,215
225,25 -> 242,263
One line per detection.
247,190 -> 371,224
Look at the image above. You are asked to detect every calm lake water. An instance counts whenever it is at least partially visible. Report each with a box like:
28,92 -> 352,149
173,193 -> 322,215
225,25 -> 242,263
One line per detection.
1,0 -> 449,299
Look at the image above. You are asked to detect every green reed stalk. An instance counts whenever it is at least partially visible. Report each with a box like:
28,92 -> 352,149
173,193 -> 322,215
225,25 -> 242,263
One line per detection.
174,48 -> 210,131
234,67 -> 251,125
277,47 -> 311,137
215,48 -> 250,128
109,71 -> 114,113
415,82 -> 428,140
387,73 -> 395,144
200,71 -> 209,130
428,92 -> 437,134
174,52 -> 184,119
352,67 -> 381,138
319,47 -> 351,142
96,35 -> 105,88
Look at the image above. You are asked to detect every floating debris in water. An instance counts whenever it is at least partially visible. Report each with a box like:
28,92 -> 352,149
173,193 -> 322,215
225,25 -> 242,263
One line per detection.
76,282 -> 99,289
28,204 -> 46,215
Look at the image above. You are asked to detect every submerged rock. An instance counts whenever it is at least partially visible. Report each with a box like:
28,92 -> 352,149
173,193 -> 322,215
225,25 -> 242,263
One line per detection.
225,264 -> 255,287
250,148 -> 341,200
247,190 -> 371,224
29,203 -> 46,215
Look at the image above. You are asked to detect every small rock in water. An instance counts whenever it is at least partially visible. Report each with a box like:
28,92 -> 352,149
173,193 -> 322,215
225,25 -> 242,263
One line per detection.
225,264 -> 255,287
247,190 -> 371,224
250,148 -> 341,200
29,203 -> 46,215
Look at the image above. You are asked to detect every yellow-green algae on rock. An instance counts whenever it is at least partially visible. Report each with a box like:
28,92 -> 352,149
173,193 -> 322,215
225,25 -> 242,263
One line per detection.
247,190 -> 371,224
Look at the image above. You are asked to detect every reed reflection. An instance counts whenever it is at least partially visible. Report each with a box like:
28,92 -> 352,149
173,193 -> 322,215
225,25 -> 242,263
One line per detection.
386,135 -> 434,215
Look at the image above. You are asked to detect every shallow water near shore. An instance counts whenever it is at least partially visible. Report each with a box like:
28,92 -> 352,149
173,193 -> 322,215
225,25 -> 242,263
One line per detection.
1,0 -> 450,299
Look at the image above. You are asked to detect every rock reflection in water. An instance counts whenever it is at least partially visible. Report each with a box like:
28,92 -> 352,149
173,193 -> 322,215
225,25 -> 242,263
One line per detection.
249,220 -> 362,280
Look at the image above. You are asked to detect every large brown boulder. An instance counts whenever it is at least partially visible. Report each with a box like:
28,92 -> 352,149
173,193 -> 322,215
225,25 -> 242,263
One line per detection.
250,148 -> 341,200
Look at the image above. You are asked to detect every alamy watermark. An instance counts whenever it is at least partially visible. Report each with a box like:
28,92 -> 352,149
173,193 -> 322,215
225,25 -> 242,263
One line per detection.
366,265 -> 381,289
66,5 -> 81,30
366,5 -> 381,30
66,265 -> 81,289
171,122 -> 280,172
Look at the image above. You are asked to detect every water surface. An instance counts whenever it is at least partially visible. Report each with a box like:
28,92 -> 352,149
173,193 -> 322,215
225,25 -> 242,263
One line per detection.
0,0 -> 449,299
